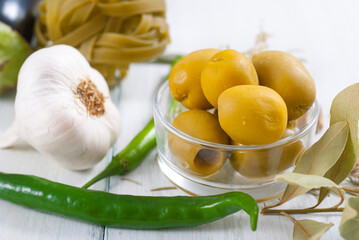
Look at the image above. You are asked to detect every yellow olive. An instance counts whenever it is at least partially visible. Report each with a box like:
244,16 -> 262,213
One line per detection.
218,85 -> 288,145
230,128 -> 305,179
169,109 -> 230,175
169,49 -> 220,109
252,50 -> 316,121
200,49 -> 259,108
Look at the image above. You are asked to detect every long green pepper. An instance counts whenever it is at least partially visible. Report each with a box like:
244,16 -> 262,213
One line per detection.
0,172 -> 258,230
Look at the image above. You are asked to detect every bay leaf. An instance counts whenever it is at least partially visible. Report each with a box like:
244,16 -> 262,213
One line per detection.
276,121 -> 349,204
318,83 -> 359,204
275,172 -> 345,199
293,219 -> 333,240
339,196 -> 359,240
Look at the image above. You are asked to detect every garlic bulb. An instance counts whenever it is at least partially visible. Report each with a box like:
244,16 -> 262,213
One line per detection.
0,45 -> 121,170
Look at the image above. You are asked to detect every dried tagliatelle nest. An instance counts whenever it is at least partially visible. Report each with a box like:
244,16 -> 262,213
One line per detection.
35,0 -> 170,87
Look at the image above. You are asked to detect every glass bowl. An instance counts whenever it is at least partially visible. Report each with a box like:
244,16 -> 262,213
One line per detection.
153,81 -> 319,201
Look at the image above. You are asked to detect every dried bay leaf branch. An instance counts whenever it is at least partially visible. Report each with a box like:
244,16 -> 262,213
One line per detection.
262,173 -> 346,215
267,121 -> 349,207
267,83 -> 359,210
317,83 -> 359,205
275,173 -> 346,204
339,196 -> 359,240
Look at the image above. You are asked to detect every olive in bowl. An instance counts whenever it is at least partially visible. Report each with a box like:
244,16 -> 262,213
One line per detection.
169,49 -> 220,110
230,128 -> 305,179
201,49 -> 259,108
252,50 -> 316,121
168,109 -> 230,175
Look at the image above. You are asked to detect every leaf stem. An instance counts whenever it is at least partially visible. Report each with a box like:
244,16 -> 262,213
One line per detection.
280,211 -> 311,238
331,188 -> 345,209
261,207 -> 344,215
343,186 -> 359,195
151,186 -> 177,191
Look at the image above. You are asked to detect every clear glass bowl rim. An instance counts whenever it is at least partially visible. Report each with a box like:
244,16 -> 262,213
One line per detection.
153,81 -> 320,151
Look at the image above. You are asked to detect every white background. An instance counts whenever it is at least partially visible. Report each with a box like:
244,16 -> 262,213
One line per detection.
1,0 -> 359,239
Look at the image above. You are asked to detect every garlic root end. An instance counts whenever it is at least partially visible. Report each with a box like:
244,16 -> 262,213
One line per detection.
0,122 -> 26,149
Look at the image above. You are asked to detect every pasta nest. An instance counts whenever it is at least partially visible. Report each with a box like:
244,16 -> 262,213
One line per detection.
35,0 -> 170,87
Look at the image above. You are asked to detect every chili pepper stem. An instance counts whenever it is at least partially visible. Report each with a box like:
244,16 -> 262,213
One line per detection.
82,160 -> 120,188
82,118 -> 157,189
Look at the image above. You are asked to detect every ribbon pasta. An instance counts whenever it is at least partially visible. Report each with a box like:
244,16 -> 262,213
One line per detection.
35,0 -> 170,86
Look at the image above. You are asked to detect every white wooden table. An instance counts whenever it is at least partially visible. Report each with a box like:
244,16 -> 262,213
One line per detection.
1,0 -> 359,239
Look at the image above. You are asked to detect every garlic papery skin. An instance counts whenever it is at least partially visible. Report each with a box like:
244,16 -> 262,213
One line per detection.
0,45 -> 121,170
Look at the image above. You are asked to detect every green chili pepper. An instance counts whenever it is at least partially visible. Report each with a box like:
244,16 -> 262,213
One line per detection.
0,172 -> 259,230
83,56 -> 183,189
82,118 -> 156,188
